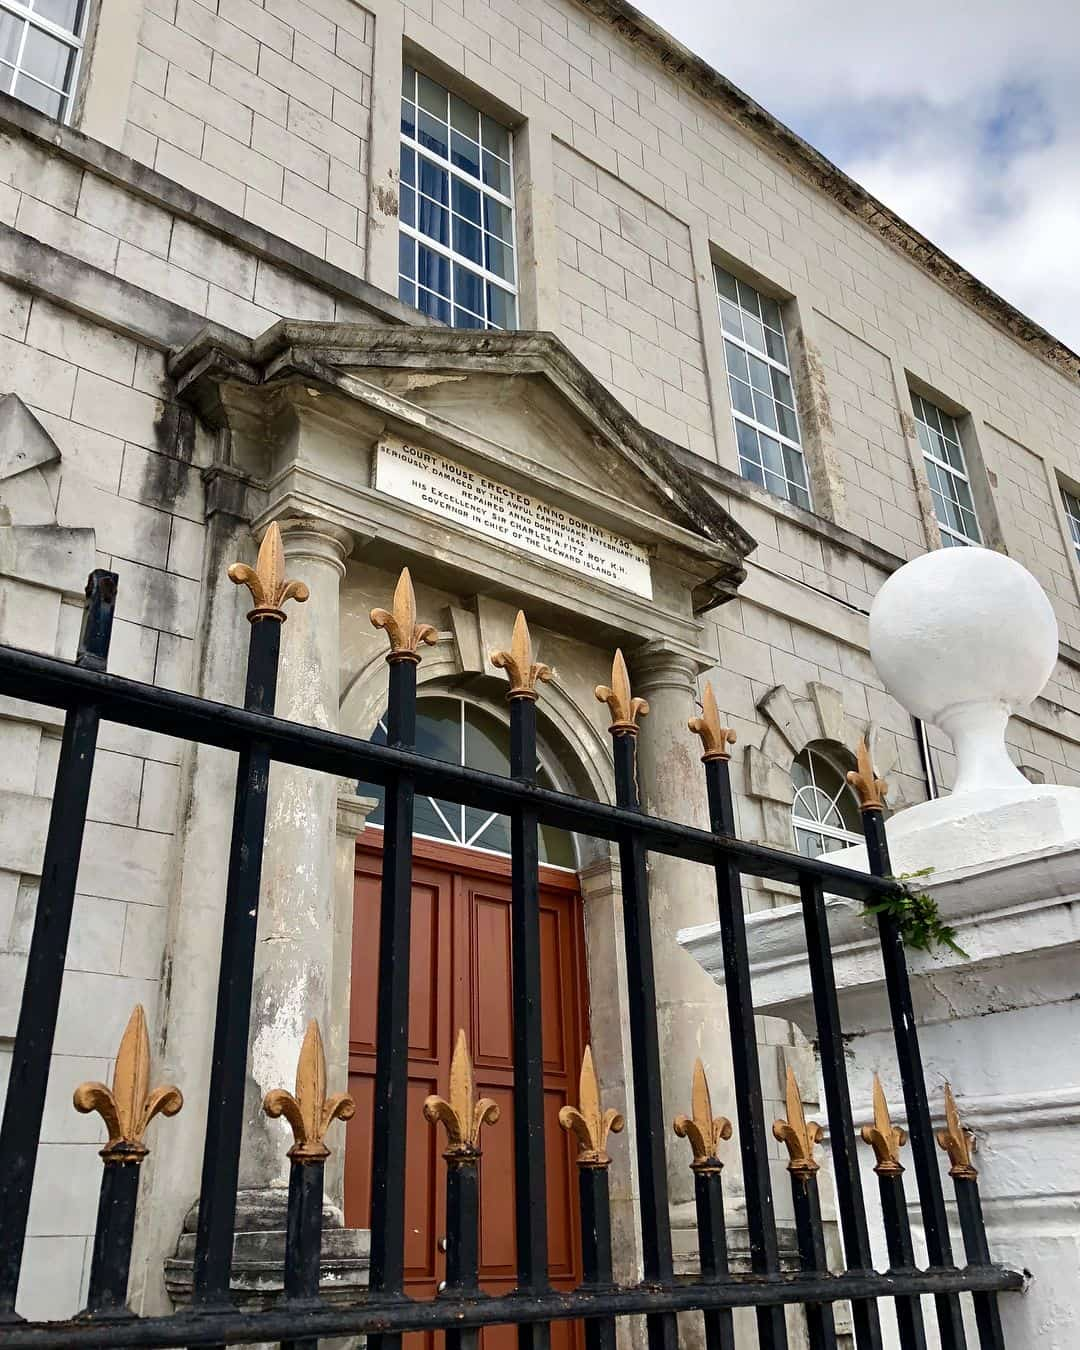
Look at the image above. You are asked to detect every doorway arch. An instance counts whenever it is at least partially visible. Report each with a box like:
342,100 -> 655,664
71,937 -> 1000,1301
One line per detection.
342,677 -> 600,1350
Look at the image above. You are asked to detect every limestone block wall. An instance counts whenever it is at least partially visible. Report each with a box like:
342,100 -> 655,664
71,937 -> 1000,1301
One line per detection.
128,0 -> 374,275
0,279 -> 209,1317
552,140 -> 714,457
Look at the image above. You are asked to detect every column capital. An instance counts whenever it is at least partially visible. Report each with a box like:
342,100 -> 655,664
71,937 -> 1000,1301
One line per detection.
629,639 -> 710,697
274,515 -> 354,575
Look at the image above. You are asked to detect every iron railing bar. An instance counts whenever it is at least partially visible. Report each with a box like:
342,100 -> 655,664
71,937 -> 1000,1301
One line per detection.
0,571 -> 117,1315
610,727 -> 678,1350
367,650 -> 420,1350
797,876 -> 884,1350
0,644 -> 905,902
860,807 -> 969,1349
701,751 -> 787,1350
191,613 -> 282,1321
0,1268 -> 1024,1349
507,690 -> 552,1350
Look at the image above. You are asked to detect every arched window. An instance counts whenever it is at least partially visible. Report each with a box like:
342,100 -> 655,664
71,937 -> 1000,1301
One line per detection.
790,743 -> 862,859
359,695 -> 576,868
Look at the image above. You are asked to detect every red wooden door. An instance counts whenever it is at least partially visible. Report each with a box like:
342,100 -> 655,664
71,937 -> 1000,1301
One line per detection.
345,835 -> 589,1350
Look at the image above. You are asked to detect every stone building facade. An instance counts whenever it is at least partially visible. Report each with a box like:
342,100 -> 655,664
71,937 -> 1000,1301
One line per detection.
1,0 -> 1079,1330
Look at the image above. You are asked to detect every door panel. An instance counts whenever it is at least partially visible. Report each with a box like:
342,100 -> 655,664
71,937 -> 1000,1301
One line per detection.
346,835 -> 588,1350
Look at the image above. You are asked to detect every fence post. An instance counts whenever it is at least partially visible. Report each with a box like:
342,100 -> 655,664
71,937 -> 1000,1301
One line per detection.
263,1019 -> 355,1350
0,568 -> 117,1317
688,680 -> 788,1350
191,523 -> 307,1314
366,566 -> 435,1350
850,739 -> 968,1350
560,1045 -> 624,1350
425,1030 -> 500,1350
73,1005 -> 182,1315
673,1057 -> 735,1350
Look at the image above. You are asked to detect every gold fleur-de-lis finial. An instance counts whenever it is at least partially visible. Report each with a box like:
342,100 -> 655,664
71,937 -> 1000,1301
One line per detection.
559,1046 -> 625,1168
424,1030 -> 500,1158
936,1084 -> 977,1180
73,1005 -> 183,1163
772,1067 -> 824,1178
860,1075 -> 907,1177
595,649 -> 649,735
228,521 -> 311,623
370,567 -> 438,663
673,1058 -> 733,1172
846,737 -> 888,812
687,682 -> 737,762
491,611 -> 552,701
263,1020 -> 356,1163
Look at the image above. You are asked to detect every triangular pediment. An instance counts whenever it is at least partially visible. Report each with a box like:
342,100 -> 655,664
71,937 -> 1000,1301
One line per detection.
172,324 -> 756,561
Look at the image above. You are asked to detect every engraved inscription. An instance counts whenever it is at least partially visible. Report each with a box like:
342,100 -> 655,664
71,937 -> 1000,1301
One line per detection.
375,439 -> 653,600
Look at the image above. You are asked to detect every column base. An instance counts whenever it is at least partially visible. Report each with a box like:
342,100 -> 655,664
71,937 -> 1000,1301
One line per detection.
164,1187 -> 370,1310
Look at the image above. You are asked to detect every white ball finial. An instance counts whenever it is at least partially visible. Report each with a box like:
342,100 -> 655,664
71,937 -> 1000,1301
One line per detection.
869,548 -> 1057,793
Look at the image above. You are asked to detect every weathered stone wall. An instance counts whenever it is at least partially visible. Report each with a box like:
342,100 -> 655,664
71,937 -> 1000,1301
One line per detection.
127,0 -> 374,275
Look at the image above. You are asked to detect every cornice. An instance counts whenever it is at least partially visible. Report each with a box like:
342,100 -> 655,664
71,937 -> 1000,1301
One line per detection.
577,0 -> 1080,387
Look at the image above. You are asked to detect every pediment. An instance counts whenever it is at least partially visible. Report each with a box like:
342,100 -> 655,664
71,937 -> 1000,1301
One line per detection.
171,322 -> 756,612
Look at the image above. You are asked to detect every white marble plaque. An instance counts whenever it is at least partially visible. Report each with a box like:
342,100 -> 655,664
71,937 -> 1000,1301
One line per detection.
375,439 -> 653,599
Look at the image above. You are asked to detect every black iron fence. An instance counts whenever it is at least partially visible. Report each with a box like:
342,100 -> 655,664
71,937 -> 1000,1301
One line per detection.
0,529 -> 1019,1349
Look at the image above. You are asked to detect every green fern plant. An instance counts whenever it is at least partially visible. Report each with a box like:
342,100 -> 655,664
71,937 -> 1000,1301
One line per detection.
862,868 -> 968,959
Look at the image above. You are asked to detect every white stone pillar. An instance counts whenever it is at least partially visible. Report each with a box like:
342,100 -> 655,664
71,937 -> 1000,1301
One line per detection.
239,516 -> 353,1198
628,643 -> 738,1219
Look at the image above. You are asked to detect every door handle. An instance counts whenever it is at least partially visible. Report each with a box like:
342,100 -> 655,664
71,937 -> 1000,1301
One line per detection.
437,1280 -> 447,1293
437,1236 -> 449,1252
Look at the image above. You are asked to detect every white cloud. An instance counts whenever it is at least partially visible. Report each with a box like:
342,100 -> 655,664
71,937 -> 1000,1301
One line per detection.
632,0 -> 1080,350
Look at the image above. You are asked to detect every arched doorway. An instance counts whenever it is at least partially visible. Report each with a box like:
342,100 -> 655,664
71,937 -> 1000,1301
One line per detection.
344,695 -> 590,1350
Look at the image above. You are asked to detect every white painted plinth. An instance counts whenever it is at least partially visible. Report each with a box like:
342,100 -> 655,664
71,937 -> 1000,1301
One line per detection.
680,843 -> 1080,1347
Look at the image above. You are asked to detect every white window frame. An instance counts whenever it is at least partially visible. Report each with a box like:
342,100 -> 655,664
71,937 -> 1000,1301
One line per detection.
714,265 -> 812,511
398,66 -> 518,331
0,0 -> 86,124
790,746 -> 863,858
1061,485 -> 1080,568
911,392 -> 982,547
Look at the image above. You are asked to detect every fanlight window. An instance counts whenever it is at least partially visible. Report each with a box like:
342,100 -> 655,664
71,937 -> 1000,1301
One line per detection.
790,744 -> 862,859
359,695 -> 575,868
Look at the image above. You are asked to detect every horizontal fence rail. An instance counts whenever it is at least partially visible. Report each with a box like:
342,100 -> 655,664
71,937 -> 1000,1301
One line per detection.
0,537 -> 1018,1350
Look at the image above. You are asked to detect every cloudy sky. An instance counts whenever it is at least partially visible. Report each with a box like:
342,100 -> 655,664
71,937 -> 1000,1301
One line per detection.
634,0 -> 1080,353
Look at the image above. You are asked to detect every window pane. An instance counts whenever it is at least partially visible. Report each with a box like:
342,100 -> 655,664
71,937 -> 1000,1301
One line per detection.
417,109 -> 448,159
741,458 -> 765,488
753,389 -> 778,431
417,245 -> 450,296
418,156 -> 448,203
0,14 -> 22,65
16,73 -> 62,117
718,298 -> 742,338
33,0 -> 83,27
483,196 -> 513,241
417,73 -> 447,119
760,295 -> 783,331
723,339 -> 748,382
401,97 -> 416,139
452,177 -> 481,224
450,93 -> 479,140
398,276 -> 415,307
399,184 -> 415,228
450,130 -> 481,180
22,27 -> 72,87
481,113 -> 510,160
777,403 -> 800,441
454,306 -> 485,329
400,144 -> 415,186
736,277 -> 761,316
729,376 -> 754,418
482,149 -> 512,196
416,196 -> 448,245
783,445 -> 808,487
765,327 -> 787,363
487,284 -> 516,329
484,233 -> 514,282
452,216 -> 482,265
742,314 -> 766,355
402,64 -> 417,101
398,233 -> 415,279
759,433 -> 784,476
747,354 -> 772,395
453,262 -> 484,317
770,367 -> 794,407
735,419 -> 759,462
539,822 -> 575,868
417,287 -> 450,323
715,267 -> 738,303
